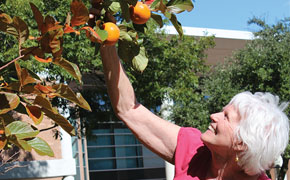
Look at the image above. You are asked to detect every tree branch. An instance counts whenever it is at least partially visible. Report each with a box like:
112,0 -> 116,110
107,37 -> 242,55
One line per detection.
0,55 -> 24,71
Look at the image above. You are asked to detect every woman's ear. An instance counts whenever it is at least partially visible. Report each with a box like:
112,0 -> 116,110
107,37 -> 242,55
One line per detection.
233,140 -> 247,152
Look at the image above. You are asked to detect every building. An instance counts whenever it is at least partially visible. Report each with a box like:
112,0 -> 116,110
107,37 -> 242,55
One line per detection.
2,26 -> 278,180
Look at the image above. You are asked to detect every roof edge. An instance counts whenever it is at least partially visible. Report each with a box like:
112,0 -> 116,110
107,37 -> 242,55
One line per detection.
162,26 -> 255,40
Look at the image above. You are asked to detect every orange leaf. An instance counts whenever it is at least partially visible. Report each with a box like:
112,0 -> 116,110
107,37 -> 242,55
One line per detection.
70,0 -> 89,27
28,36 -> 42,41
64,24 -> 80,35
15,62 -> 22,85
21,47 -> 37,60
47,94 -> 56,98
0,136 -> 7,150
0,13 -> 13,24
21,68 -> 38,86
29,3 -> 44,32
34,56 -> 52,63
29,36 -> 36,40
81,26 -> 101,43
0,92 -> 20,114
41,15 -> 57,35
47,24 -> 63,32
31,47 -> 45,58
26,105 -> 43,125
49,28 -> 64,54
14,62 -> 37,87
0,82 -> 8,87
34,84 -> 54,94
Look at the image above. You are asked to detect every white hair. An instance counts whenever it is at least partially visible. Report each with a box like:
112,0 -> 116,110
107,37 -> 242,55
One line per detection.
229,91 -> 289,175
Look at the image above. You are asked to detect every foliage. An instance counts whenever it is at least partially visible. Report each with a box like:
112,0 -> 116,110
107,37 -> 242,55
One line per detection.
163,35 -> 215,131
201,17 -> 290,179
81,22 -> 216,135
0,0 -> 195,157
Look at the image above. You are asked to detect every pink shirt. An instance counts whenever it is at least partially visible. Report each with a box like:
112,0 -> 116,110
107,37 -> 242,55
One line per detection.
174,127 -> 271,180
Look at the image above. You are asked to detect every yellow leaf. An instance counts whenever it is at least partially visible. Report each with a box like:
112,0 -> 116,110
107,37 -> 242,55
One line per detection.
26,105 -> 43,125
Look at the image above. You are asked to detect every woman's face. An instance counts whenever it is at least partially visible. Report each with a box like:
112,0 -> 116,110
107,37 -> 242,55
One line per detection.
201,104 -> 241,156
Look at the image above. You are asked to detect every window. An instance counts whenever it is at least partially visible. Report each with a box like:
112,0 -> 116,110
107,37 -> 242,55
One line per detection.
87,128 -> 143,171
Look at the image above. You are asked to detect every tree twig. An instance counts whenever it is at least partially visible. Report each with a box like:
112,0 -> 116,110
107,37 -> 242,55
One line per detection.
0,150 -> 20,168
0,55 -> 24,71
39,124 -> 58,132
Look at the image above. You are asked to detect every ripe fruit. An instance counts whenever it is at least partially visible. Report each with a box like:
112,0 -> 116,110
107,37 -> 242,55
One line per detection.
130,1 -> 151,24
102,22 -> 120,46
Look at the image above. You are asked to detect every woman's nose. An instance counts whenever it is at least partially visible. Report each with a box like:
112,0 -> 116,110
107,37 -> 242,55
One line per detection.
210,112 -> 223,122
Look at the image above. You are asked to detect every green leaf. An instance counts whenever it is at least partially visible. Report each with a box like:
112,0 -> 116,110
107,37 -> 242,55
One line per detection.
53,57 -> 82,83
108,2 -> 121,14
5,121 -> 39,140
119,29 -> 133,42
154,0 -> 167,13
166,0 -> 194,14
41,108 -> 75,136
27,137 -> 54,157
118,40 -> 140,63
150,0 -> 161,10
164,11 -> 172,19
151,13 -> 163,28
17,139 -> 32,151
96,28 -> 108,42
133,23 -> 148,34
169,13 -> 183,36
132,46 -> 148,72
119,25 -> 137,42
0,92 -> 20,114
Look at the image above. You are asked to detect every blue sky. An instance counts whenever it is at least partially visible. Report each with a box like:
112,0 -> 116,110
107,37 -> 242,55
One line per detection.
176,0 -> 290,32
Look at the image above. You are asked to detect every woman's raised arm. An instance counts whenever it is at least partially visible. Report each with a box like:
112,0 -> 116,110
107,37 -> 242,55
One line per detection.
100,45 -> 180,164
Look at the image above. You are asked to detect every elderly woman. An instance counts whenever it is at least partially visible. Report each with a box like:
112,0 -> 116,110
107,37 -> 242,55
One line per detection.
100,45 -> 289,180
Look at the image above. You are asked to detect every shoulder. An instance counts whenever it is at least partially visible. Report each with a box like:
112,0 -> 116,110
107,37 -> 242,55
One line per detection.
174,127 -> 211,179
177,127 -> 203,146
175,127 -> 205,163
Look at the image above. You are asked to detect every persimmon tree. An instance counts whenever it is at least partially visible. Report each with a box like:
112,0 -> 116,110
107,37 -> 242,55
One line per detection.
0,0 -> 194,157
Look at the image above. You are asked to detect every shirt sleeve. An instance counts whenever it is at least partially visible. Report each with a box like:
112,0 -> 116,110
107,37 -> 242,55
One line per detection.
174,127 -> 204,177
258,173 -> 271,180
